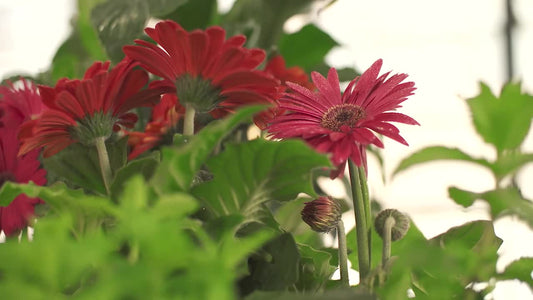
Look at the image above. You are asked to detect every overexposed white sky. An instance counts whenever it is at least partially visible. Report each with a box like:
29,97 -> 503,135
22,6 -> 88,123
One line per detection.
1,0 -> 532,298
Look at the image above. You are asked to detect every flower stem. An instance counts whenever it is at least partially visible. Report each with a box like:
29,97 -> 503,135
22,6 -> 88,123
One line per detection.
95,136 -> 112,195
358,166 -> 372,264
348,159 -> 370,282
183,104 -> 196,136
337,219 -> 350,287
381,216 -> 395,267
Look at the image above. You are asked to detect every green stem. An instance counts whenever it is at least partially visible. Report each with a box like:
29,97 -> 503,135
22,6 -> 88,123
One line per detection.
337,219 -> 350,287
183,104 -> 196,136
348,159 -> 370,282
381,216 -> 395,267
95,136 -> 112,195
358,166 -> 372,264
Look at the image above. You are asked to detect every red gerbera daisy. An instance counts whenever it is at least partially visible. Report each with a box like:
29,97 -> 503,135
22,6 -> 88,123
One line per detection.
0,81 -> 46,237
127,93 -> 184,160
18,59 -> 169,158
268,59 -> 417,178
123,20 -> 280,129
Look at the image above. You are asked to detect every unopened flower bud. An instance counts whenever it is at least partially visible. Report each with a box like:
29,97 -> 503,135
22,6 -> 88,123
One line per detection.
374,209 -> 410,241
301,196 -> 342,233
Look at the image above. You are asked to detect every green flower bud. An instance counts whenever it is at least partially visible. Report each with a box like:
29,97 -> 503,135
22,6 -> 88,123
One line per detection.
301,196 -> 342,233
374,209 -> 410,241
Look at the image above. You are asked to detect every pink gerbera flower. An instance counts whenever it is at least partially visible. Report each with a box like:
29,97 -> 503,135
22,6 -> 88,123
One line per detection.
0,80 -> 46,237
18,59 -> 169,158
268,59 -> 417,178
123,20 -> 280,128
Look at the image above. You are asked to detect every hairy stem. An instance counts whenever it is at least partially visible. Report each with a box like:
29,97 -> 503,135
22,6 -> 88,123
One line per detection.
183,104 -> 196,136
381,216 -> 395,267
337,219 -> 350,287
95,136 -> 112,195
348,159 -> 370,282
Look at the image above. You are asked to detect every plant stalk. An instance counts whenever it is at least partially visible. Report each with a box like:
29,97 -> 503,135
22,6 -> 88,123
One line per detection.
348,159 -> 370,282
381,216 -> 395,267
95,136 -> 112,195
183,104 -> 196,136
358,166 -> 372,264
337,219 -> 350,287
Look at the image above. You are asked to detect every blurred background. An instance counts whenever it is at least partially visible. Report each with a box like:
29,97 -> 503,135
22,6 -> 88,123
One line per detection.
1,0 -> 532,298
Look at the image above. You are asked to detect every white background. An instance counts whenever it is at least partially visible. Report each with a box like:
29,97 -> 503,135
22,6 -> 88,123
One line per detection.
1,0 -> 532,298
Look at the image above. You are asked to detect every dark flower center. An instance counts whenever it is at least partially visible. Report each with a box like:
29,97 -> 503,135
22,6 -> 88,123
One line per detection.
175,75 -> 223,113
0,171 -> 16,187
321,104 -> 366,131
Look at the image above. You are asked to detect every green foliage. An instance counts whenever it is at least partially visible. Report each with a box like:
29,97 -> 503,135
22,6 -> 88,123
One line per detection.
279,24 -> 339,72
43,137 -> 128,195
222,0 -> 315,49
151,105 -> 266,194
192,139 -> 331,225
449,187 -> 533,228
467,82 -> 533,153
160,0 -> 217,30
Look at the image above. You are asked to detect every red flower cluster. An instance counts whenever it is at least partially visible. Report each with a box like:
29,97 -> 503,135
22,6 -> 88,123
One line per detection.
268,59 -> 417,178
0,79 -> 46,236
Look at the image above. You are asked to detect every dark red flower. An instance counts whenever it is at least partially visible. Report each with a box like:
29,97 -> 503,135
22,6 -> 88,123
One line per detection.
127,94 -> 184,160
0,81 -> 46,237
18,59 -> 169,158
268,59 -> 417,178
123,20 -> 280,127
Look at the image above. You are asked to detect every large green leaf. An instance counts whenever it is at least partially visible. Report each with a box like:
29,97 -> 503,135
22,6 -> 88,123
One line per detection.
43,137 -> 127,195
244,233 -> 300,290
296,243 -> 335,292
222,0 -> 315,49
466,82 -> 533,153
110,150 -> 160,199
91,0 -> 150,62
191,139 -> 330,224
279,24 -> 339,72
393,146 -> 492,176
448,187 -> 533,228
245,289 -> 377,300
151,105 -> 265,194
492,152 -> 533,180
159,0 -> 217,30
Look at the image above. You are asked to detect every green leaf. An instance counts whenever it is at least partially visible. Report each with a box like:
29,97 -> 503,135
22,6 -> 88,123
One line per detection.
0,181 -> 114,218
150,105 -> 265,194
43,137 -> 127,195
245,233 -> 300,290
222,0 -> 315,49
393,146 -> 492,176
467,82 -> 533,152
192,139 -> 330,224
147,0 -> 189,17
245,289 -> 377,300
91,0 -> 150,62
296,244 -> 335,292
497,257 -> 533,287
492,152 -> 533,180
448,187 -> 479,207
48,0 -> 108,82
159,0 -> 217,30
279,24 -> 338,72
448,187 -> 533,228
111,150 -> 160,199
